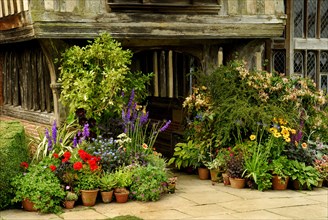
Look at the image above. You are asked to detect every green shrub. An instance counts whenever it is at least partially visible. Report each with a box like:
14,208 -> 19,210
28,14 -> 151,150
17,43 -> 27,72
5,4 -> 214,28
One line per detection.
0,121 -> 29,210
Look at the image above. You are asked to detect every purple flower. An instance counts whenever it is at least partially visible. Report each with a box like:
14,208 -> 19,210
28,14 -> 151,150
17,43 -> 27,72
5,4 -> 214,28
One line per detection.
83,123 -> 90,138
66,185 -> 70,190
45,128 -> 52,148
140,111 -> 149,125
121,91 -> 125,97
52,120 -> 57,145
128,89 -> 135,108
73,136 -> 78,148
160,120 -> 171,132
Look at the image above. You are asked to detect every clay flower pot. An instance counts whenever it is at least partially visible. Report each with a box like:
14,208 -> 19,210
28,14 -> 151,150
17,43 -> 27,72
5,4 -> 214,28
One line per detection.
64,200 -> 75,209
101,190 -> 114,203
114,188 -> 129,203
198,167 -> 210,180
22,199 -> 37,212
229,177 -> 245,189
272,175 -> 289,190
222,173 -> 230,185
81,189 -> 99,206
210,169 -> 220,182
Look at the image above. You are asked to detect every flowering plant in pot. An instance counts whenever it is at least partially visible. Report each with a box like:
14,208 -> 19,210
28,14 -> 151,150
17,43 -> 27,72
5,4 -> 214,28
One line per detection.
99,172 -> 117,203
11,159 -> 65,213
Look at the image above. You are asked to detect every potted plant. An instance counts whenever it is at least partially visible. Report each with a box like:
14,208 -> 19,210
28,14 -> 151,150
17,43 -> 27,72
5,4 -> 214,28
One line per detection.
314,155 -> 328,187
289,160 -> 321,190
11,160 -> 66,213
167,176 -> 178,193
113,166 -> 133,203
270,156 -> 292,190
204,158 -> 222,182
75,149 -> 102,206
99,172 -> 117,203
226,153 -> 246,189
64,191 -> 78,209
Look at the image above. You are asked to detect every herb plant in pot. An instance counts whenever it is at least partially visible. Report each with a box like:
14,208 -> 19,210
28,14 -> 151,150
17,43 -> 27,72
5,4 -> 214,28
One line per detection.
113,167 -> 133,203
270,156 -> 292,190
227,153 -> 246,189
99,172 -> 117,203
64,191 -> 78,209
289,160 -> 320,190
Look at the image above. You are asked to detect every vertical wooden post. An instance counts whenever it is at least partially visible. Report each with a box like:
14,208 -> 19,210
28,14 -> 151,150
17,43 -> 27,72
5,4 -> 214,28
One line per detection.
218,47 -> 223,66
168,50 -> 173,98
153,51 -> 159,97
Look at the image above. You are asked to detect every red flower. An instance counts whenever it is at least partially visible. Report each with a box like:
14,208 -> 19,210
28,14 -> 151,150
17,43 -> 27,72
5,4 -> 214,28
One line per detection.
78,149 -> 91,161
49,165 -> 56,171
53,153 -> 59,159
63,151 -> 71,159
73,162 -> 83,170
87,159 -> 98,171
20,162 -> 29,169
62,158 -> 69,163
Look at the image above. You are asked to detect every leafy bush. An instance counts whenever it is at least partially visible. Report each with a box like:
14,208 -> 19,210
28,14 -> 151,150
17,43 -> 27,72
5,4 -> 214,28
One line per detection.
0,121 -> 29,210
130,165 -> 168,201
58,32 -> 152,123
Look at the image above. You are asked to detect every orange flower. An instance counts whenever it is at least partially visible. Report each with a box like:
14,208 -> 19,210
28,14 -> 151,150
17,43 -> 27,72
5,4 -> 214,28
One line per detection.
301,143 -> 307,149
142,143 -> 148,149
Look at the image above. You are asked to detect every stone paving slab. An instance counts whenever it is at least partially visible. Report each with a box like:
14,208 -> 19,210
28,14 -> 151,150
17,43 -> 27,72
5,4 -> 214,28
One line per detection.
218,196 -> 322,212
59,208 -> 107,219
230,210 -> 292,219
0,209 -> 60,220
268,204 -> 328,219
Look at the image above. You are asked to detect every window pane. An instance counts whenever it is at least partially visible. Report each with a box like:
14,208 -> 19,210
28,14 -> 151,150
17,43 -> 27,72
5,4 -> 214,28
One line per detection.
321,51 -> 328,72
308,0 -> 317,38
321,0 -> 328,38
273,50 -> 286,74
307,51 -> 316,80
294,0 -> 304,38
294,51 -> 304,76
320,75 -> 328,92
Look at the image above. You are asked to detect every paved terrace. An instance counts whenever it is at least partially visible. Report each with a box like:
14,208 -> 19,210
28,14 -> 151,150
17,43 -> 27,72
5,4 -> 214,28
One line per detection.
1,172 -> 327,220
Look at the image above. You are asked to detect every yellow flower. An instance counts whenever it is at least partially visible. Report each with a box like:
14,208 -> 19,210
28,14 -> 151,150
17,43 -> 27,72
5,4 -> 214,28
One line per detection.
272,118 -> 278,123
301,143 -> 307,149
281,129 -> 289,137
273,132 -> 281,138
201,86 -> 207,90
279,118 -> 287,125
250,135 -> 256,141
285,137 -> 291,143
290,129 -> 296,134
270,127 -> 278,133
294,141 -> 298,147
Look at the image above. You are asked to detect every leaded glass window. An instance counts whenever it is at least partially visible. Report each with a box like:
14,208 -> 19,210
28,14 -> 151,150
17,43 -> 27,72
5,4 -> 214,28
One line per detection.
294,0 -> 304,38
307,51 -> 316,80
294,51 -> 304,76
308,0 -> 317,38
320,75 -> 328,92
321,0 -> 328,38
273,50 -> 286,74
320,51 -> 328,72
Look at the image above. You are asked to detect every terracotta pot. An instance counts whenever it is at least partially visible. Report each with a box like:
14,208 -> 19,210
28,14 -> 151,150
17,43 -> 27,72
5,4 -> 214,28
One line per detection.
210,169 -> 220,182
229,177 -> 246,189
114,191 -> 129,203
222,173 -> 230,185
317,179 -> 323,188
81,189 -> 99,206
272,175 -> 289,190
64,200 -> 75,209
101,190 -> 114,203
292,180 -> 308,190
22,199 -> 37,212
198,167 -> 210,180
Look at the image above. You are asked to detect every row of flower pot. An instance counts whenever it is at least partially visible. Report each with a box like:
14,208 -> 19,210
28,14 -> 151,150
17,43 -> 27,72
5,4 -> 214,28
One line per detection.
23,188 -> 130,212
198,167 -> 326,190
